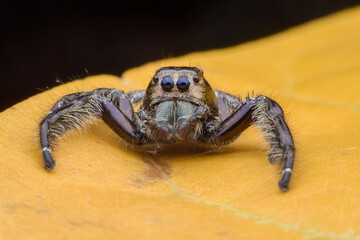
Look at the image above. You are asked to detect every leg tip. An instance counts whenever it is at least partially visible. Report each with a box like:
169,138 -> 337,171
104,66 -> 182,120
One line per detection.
278,171 -> 291,191
278,182 -> 289,191
45,161 -> 55,171
42,150 -> 55,171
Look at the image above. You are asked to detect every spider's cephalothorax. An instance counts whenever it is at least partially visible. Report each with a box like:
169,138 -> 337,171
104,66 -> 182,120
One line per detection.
40,66 -> 295,191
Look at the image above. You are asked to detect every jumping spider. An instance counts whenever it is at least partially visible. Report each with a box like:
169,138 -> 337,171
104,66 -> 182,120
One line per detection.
40,66 -> 295,191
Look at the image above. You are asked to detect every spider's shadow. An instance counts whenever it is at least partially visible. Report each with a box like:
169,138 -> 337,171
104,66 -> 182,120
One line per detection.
131,142 -> 264,165
91,122 -> 266,165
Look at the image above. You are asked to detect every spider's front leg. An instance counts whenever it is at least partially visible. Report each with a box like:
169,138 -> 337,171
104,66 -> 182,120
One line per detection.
40,89 -> 147,170
205,95 -> 295,191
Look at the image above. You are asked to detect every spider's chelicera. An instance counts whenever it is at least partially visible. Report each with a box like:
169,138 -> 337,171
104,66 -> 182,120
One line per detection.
40,66 -> 295,191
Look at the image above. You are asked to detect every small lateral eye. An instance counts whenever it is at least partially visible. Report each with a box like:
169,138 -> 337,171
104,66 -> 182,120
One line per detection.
177,77 -> 190,91
153,75 -> 159,83
161,77 -> 174,91
193,75 -> 199,83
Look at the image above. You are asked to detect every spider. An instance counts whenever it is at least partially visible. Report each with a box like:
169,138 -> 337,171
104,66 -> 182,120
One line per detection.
40,66 -> 295,191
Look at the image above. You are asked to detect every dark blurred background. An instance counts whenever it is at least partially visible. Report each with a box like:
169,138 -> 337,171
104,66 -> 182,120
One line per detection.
1,0 -> 359,111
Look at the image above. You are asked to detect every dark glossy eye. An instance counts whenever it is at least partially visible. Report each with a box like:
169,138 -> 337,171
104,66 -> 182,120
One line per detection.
153,75 -> 159,83
177,77 -> 190,91
193,75 -> 199,83
161,77 -> 174,91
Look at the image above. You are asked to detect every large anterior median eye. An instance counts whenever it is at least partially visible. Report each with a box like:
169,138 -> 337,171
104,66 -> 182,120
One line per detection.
161,77 -> 174,91
177,77 -> 190,91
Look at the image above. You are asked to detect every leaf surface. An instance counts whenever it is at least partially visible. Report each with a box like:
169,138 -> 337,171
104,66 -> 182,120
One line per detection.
1,7 -> 360,240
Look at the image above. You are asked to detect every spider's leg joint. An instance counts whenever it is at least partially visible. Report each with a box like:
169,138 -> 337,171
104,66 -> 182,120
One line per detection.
42,147 -> 51,153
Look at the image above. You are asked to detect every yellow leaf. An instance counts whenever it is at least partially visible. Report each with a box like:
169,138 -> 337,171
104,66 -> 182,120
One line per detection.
1,7 -> 360,240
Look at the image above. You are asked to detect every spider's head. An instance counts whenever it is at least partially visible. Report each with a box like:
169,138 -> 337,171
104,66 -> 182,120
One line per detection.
143,66 -> 218,110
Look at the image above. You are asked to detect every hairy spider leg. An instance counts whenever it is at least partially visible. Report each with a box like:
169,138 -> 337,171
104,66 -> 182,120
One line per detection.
214,90 -> 241,120
40,92 -> 98,170
206,95 -> 295,191
40,89 -> 145,170
100,97 -> 144,144
127,90 -> 145,104
49,92 -> 91,113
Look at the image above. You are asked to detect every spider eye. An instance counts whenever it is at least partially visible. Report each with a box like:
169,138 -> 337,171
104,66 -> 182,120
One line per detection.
177,77 -> 190,91
193,75 -> 199,83
161,77 -> 174,91
153,75 -> 159,83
